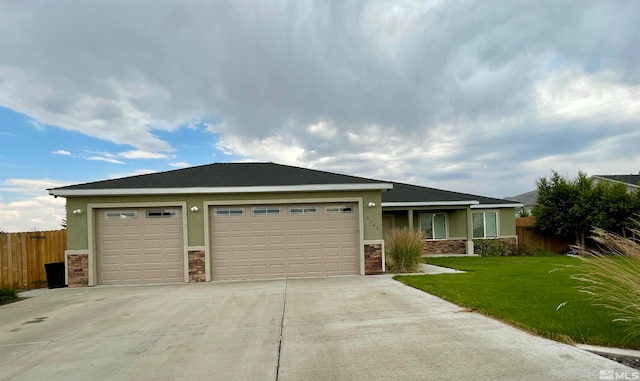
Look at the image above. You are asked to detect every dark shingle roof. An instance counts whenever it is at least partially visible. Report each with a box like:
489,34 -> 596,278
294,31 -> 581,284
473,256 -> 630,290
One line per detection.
595,174 -> 640,187
49,162 -> 389,192
382,182 -> 521,206
48,162 -> 521,207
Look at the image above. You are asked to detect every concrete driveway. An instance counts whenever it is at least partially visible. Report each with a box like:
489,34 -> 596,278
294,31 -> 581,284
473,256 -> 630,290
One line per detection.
0,276 -> 635,380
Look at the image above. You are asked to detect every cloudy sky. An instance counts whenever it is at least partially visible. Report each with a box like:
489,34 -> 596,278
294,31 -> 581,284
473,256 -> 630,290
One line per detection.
1,0 -> 639,232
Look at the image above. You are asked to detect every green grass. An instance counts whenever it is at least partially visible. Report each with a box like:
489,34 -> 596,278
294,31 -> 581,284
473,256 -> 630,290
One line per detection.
395,254 -> 640,349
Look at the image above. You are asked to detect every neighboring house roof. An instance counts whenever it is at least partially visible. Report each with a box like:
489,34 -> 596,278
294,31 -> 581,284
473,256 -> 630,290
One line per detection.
592,174 -> 640,189
381,182 -> 522,208
48,162 -> 393,196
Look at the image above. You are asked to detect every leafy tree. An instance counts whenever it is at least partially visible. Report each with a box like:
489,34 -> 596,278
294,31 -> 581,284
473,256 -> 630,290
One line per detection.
532,171 -> 640,248
533,171 -> 587,246
595,181 -> 639,236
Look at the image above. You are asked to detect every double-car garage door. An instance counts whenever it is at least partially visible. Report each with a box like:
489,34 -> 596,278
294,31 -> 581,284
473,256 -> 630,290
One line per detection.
211,203 -> 359,280
95,203 -> 359,284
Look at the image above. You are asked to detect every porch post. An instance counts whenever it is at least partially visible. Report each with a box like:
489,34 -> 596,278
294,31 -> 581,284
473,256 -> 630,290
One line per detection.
408,208 -> 414,229
466,206 -> 474,254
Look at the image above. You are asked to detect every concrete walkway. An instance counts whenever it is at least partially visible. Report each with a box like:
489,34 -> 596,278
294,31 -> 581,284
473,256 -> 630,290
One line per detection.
419,263 -> 465,274
0,276 -> 636,380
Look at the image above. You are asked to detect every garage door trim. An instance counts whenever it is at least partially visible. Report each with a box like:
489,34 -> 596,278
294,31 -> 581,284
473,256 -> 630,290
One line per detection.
204,197 -> 365,278
86,201 -> 190,286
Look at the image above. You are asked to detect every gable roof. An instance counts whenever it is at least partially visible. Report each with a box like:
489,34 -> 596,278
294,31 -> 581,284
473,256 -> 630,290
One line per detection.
48,162 -> 393,196
382,182 -> 522,208
593,174 -> 640,189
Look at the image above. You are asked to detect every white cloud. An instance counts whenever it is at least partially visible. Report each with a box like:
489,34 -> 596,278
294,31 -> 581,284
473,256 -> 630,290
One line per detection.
130,169 -> 158,176
0,178 -> 72,197
88,156 -> 125,165
168,162 -> 191,168
27,119 -> 45,131
0,1 -> 638,199
0,179 -> 69,232
0,195 -> 66,232
533,70 -> 640,125
109,169 -> 158,179
306,120 -> 338,140
52,149 -> 71,155
118,150 -> 168,159
216,135 -> 305,166
0,65 -> 175,152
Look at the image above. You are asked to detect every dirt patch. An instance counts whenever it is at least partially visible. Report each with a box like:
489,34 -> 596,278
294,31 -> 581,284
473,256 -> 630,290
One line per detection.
596,352 -> 640,371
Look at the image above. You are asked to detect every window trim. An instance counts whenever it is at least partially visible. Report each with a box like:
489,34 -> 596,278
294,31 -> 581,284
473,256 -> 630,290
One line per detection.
418,212 -> 447,240
104,210 -> 137,219
214,208 -> 245,217
146,209 -> 179,218
472,211 -> 499,239
251,207 -> 282,216
289,206 -> 318,215
325,205 -> 354,214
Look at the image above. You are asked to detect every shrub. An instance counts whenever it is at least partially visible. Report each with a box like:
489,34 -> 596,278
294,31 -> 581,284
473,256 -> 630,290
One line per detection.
385,227 -> 425,273
0,287 -> 20,305
576,220 -> 640,339
474,239 -> 511,256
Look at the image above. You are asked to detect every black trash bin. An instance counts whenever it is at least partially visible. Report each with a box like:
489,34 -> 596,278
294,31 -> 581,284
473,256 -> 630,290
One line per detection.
44,262 -> 66,289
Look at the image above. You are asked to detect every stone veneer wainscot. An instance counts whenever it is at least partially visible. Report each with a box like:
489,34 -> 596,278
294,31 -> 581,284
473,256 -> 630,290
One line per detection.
364,243 -> 384,275
188,250 -> 206,282
67,253 -> 89,287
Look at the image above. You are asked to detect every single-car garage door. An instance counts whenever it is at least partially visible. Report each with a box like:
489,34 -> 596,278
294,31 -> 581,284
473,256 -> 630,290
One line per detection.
96,208 -> 184,285
211,203 -> 358,280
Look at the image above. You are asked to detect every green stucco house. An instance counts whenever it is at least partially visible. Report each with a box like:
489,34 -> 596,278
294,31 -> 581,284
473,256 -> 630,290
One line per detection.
48,162 -> 521,286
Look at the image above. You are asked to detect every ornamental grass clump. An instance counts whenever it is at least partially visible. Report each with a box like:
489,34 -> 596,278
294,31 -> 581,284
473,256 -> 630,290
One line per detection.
575,220 -> 640,339
385,227 -> 425,273
0,287 -> 20,305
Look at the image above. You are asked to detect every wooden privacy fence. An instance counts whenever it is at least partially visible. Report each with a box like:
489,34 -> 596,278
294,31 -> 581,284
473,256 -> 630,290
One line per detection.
516,217 -> 573,254
0,230 -> 66,289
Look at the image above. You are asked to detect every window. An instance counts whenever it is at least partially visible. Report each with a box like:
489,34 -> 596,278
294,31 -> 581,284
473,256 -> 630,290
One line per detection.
326,206 -> 353,214
214,208 -> 244,216
252,207 -> 281,216
289,206 -> 317,215
105,210 -> 137,219
147,209 -> 178,218
473,212 -> 498,238
419,213 -> 446,240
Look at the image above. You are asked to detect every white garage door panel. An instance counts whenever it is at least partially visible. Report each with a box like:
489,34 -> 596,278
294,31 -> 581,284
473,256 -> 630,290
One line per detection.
96,208 -> 184,285
211,203 -> 358,280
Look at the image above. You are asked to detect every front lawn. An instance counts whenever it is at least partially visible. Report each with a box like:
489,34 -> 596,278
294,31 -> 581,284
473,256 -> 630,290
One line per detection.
395,254 -> 640,349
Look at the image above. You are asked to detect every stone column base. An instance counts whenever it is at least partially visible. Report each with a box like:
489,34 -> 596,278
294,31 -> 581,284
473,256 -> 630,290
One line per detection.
364,243 -> 384,275
188,250 -> 206,282
67,253 -> 89,287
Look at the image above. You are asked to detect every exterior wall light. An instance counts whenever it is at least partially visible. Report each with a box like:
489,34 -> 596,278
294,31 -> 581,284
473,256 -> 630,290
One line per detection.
72,209 -> 83,215
367,202 -> 376,208
190,206 -> 199,212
